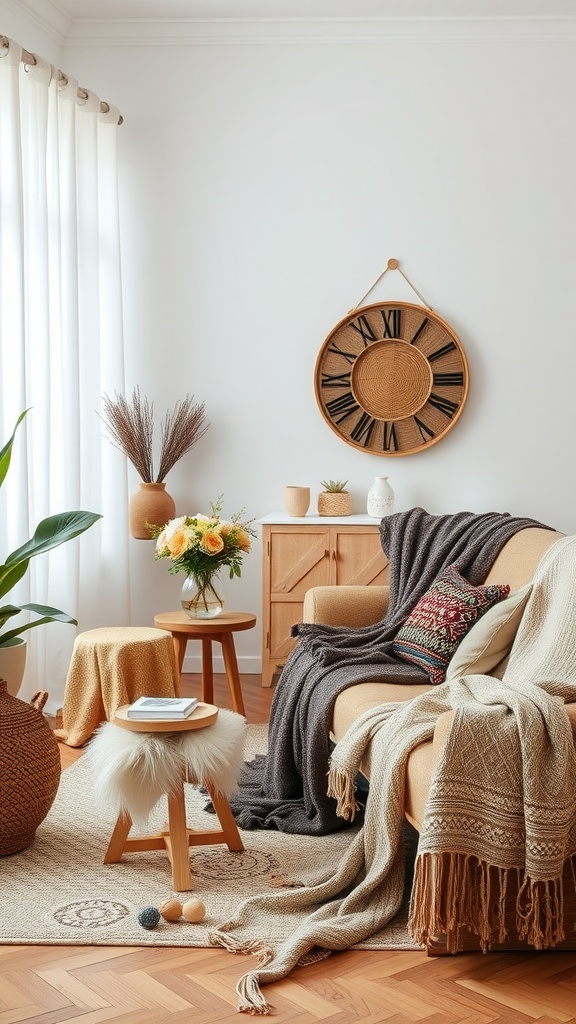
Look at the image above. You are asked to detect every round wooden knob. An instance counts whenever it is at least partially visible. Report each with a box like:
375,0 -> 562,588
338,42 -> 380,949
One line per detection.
387,258 -> 399,270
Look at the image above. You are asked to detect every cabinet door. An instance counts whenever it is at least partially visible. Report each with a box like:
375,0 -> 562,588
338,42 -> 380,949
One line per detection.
332,528 -> 390,587
263,527 -> 331,686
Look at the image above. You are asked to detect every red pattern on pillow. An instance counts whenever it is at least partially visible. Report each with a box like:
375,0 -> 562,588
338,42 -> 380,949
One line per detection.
392,565 -> 510,685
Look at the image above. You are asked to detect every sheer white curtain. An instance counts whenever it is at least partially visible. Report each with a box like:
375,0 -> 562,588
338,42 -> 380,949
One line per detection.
0,37 -> 130,712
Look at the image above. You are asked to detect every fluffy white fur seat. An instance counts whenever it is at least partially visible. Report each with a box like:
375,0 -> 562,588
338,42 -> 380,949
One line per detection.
84,707 -> 246,825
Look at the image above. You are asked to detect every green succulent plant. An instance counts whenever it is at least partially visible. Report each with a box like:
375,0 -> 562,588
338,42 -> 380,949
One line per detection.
320,479 -> 348,493
0,410 -> 102,648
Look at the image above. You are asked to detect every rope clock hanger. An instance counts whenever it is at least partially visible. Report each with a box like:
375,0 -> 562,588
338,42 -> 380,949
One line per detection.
314,258 -> 470,456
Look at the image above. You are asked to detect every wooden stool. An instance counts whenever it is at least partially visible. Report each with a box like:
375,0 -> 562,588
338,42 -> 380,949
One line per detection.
55,627 -> 180,748
103,703 -> 244,892
154,611 -> 256,718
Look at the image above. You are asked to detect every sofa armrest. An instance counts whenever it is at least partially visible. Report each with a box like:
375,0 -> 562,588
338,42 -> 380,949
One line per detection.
302,586 -> 390,628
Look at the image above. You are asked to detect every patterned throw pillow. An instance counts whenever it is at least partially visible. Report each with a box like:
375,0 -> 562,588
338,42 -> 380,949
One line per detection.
392,565 -> 510,685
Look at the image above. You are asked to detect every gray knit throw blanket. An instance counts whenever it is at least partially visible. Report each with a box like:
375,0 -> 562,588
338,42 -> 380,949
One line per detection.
210,534 -> 576,1016
226,507 -> 552,836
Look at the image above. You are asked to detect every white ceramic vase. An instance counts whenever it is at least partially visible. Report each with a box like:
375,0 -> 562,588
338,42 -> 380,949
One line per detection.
367,476 -> 394,518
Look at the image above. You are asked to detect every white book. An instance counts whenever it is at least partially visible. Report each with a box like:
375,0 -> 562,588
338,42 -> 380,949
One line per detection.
126,696 -> 199,720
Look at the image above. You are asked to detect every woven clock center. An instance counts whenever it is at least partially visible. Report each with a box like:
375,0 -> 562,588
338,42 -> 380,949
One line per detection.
351,339 -> 433,421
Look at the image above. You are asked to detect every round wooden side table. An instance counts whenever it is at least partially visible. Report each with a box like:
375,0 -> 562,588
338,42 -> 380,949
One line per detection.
154,611 -> 256,718
103,703 -> 244,891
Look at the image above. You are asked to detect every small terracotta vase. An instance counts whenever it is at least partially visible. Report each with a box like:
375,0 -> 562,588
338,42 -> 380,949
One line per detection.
0,680 -> 61,856
129,482 -> 176,539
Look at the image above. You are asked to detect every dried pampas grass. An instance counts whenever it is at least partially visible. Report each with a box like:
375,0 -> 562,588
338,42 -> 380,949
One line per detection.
100,387 -> 209,483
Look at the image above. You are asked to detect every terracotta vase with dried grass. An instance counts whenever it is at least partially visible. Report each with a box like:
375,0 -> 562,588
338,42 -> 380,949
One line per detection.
100,388 -> 210,539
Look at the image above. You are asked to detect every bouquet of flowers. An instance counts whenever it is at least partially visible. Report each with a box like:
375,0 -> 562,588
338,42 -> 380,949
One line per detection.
153,497 -> 256,617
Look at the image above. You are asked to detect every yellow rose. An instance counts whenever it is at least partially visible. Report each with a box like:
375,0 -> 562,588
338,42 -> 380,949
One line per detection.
237,528 -> 251,553
201,531 -> 224,555
167,527 -> 192,560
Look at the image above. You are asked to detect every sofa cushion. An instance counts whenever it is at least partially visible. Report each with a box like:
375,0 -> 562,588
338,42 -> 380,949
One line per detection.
445,582 -> 532,680
392,565 -> 510,685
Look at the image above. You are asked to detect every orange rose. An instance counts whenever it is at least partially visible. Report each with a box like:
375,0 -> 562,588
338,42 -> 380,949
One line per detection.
237,528 -> 251,553
167,528 -> 192,560
201,531 -> 224,555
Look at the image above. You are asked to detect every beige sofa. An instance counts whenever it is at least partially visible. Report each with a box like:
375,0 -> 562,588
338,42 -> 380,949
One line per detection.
303,525 -> 576,953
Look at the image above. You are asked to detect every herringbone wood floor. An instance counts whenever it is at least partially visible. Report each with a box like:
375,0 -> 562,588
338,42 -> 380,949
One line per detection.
4,673 -> 576,1023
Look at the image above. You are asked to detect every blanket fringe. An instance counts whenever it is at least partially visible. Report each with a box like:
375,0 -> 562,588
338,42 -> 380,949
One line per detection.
409,852 -> 567,953
326,764 -> 361,821
237,972 -> 273,1015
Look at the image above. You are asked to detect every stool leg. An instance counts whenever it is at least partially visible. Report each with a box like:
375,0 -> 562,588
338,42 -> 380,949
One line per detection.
104,812 -> 133,864
201,637 -> 214,704
220,633 -> 246,716
205,780 -> 244,852
165,785 -> 193,891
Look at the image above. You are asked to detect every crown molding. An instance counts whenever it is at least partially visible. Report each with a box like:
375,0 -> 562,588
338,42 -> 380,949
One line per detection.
4,0 -> 70,45
62,16 -> 576,47
8,1 -> 576,47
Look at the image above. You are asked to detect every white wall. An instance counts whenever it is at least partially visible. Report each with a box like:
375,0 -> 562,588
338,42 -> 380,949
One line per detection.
5,8 -> 576,674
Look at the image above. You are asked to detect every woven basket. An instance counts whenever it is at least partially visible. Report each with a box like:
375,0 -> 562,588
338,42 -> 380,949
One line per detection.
317,491 -> 353,516
0,679 -> 61,856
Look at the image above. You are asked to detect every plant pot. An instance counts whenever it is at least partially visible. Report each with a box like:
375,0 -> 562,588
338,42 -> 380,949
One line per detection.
129,482 -> 176,539
0,680 -> 61,856
317,491 -> 352,516
0,637 -> 27,697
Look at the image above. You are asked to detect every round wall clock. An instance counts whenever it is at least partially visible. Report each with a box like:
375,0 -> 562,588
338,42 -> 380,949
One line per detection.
314,299 -> 469,456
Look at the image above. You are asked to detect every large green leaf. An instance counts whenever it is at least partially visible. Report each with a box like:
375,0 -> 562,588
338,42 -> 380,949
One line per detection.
0,409 -> 29,488
0,604 -> 78,646
0,560 -> 29,600
5,511 -> 102,567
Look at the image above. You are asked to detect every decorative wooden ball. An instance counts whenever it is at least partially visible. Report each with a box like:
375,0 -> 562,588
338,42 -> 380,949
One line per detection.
137,906 -> 160,930
159,898 -> 183,922
182,898 -> 205,923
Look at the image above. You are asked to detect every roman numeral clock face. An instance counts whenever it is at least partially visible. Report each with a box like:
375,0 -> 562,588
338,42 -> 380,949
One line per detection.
314,301 -> 469,455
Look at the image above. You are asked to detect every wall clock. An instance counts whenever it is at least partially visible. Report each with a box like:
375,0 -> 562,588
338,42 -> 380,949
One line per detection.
314,268 -> 469,456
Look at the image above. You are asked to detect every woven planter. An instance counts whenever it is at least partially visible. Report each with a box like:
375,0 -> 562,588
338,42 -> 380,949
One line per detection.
0,679 -> 61,856
317,491 -> 352,516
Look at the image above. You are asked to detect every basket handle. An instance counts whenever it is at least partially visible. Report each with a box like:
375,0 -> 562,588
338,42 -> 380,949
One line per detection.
30,690 -> 49,713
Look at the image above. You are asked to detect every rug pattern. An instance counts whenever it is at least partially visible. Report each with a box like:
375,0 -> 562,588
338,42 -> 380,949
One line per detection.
1,725 -> 421,949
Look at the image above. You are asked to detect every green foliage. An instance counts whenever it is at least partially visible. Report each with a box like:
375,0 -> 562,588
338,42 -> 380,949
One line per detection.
0,411 -> 102,647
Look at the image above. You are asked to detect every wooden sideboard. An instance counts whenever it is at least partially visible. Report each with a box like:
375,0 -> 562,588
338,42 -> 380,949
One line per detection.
259,514 -> 390,687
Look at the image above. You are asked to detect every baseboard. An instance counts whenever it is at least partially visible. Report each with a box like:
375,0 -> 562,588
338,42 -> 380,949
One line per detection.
182,652 -> 262,676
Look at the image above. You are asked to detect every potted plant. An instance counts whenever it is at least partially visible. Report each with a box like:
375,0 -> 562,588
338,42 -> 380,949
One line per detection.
317,479 -> 352,517
100,387 -> 210,538
0,410 -> 102,695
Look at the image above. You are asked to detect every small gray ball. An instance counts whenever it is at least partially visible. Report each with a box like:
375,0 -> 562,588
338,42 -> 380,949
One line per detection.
138,906 -> 161,930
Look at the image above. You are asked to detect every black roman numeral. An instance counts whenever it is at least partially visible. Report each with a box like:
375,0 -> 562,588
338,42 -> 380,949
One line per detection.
428,393 -> 459,419
349,315 -> 378,346
414,415 -> 435,442
432,372 -> 464,387
350,412 -> 376,446
428,341 -> 456,362
410,317 -> 429,345
321,371 -> 352,389
328,341 -> 357,364
383,421 -> 399,452
381,308 -> 402,338
325,391 -> 359,424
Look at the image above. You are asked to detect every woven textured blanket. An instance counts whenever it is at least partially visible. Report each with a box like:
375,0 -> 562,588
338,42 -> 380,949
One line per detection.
210,533 -> 576,1015
227,507 -> 552,835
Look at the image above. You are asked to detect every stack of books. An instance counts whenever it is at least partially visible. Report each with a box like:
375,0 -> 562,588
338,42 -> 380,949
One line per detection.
126,696 -> 199,721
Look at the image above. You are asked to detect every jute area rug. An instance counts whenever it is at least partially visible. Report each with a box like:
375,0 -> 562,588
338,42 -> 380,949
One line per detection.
0,724 -> 421,949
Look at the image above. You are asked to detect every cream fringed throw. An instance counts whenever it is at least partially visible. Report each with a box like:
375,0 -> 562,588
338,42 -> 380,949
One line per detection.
209,535 -> 576,1015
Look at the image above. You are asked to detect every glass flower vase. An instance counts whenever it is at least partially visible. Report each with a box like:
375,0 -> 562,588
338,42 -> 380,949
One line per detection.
181,573 -> 223,618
